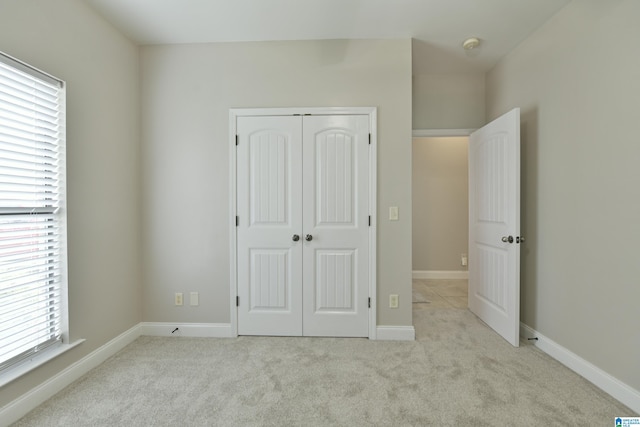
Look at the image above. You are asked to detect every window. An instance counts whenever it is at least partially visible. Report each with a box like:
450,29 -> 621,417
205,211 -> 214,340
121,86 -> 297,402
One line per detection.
0,51 -> 67,374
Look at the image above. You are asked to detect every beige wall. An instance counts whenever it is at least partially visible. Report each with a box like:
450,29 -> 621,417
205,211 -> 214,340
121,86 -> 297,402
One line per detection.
140,40 -> 413,327
412,137 -> 468,271
413,73 -> 485,129
487,0 -> 640,392
0,0 -> 141,408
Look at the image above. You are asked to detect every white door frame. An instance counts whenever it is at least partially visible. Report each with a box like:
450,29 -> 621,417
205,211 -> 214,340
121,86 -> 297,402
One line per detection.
412,129 -> 475,138
411,129 -> 474,280
229,107 -> 378,339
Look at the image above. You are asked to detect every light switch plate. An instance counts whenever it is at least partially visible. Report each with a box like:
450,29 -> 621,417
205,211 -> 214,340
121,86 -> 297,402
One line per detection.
190,292 -> 199,306
389,294 -> 399,308
389,206 -> 399,221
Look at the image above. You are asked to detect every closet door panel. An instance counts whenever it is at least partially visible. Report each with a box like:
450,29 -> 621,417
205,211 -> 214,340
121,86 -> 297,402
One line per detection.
237,116 -> 303,336
302,115 -> 369,337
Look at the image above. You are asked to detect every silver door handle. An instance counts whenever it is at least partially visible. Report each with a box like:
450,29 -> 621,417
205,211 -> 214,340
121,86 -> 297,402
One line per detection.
292,234 -> 300,242
501,236 -> 514,244
305,234 -> 313,241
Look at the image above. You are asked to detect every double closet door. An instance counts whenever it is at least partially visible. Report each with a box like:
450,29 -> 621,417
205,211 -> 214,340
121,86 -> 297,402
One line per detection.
236,114 -> 370,337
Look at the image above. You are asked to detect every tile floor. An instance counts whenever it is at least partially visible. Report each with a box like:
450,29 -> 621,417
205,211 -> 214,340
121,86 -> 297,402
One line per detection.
412,279 -> 468,309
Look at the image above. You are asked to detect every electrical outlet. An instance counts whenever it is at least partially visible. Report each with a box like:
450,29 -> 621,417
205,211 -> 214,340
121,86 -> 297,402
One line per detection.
389,294 -> 399,308
175,292 -> 183,306
190,292 -> 199,306
461,254 -> 468,267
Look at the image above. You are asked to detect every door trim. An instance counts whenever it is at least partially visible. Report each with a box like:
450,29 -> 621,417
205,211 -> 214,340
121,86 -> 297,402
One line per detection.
412,128 -> 475,137
229,107 -> 378,339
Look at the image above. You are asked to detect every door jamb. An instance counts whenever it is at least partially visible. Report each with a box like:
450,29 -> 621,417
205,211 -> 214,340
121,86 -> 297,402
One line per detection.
229,107 -> 378,339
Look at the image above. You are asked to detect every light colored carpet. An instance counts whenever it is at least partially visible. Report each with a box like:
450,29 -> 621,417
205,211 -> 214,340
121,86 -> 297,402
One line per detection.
13,309 -> 635,426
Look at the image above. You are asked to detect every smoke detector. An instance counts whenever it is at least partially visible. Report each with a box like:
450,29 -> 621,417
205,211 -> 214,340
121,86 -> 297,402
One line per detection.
462,37 -> 481,51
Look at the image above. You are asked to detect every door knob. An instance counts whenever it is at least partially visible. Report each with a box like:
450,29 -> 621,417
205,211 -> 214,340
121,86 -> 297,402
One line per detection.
516,236 -> 525,244
292,234 -> 300,242
305,234 -> 313,241
501,236 -> 514,244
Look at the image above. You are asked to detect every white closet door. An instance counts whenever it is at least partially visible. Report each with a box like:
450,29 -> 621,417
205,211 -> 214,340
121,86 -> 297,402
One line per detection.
302,115 -> 370,337
236,116 -> 303,336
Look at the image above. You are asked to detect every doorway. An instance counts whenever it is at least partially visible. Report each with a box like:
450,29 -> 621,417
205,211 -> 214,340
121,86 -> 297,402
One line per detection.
412,109 -> 522,346
411,135 -> 469,310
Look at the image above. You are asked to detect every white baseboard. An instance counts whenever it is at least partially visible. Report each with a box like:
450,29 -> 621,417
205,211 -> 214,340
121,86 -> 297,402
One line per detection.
413,270 -> 469,280
520,323 -> 640,413
376,325 -> 415,341
139,322 -> 234,338
1,324 -> 141,427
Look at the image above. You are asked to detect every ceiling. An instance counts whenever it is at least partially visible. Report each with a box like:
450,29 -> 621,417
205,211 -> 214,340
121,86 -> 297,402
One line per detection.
83,0 -> 570,74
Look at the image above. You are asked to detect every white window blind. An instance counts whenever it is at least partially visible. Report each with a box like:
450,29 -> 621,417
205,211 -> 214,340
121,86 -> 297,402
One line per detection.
0,52 -> 66,373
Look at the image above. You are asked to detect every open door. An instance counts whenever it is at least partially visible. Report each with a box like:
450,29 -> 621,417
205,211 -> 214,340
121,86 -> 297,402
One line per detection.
468,108 -> 521,347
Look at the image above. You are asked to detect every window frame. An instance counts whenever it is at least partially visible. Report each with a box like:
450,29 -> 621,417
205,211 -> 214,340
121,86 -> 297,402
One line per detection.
0,51 -> 71,384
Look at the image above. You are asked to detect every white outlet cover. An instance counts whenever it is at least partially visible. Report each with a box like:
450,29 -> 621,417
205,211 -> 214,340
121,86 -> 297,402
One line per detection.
190,292 -> 199,306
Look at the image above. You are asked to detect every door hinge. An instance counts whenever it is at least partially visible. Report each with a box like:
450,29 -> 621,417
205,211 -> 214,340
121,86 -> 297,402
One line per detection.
368,216 -> 371,226
235,135 -> 239,146
236,216 -> 239,226
368,133 -> 371,145
368,297 -> 371,308
236,296 -> 239,307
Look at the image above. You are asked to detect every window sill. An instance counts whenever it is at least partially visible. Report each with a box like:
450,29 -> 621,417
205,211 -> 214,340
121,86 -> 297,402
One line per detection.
0,339 -> 85,388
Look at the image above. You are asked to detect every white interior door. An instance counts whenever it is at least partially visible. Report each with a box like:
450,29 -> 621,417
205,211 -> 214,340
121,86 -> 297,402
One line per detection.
468,108 -> 521,347
237,116 -> 303,336
302,115 -> 370,337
